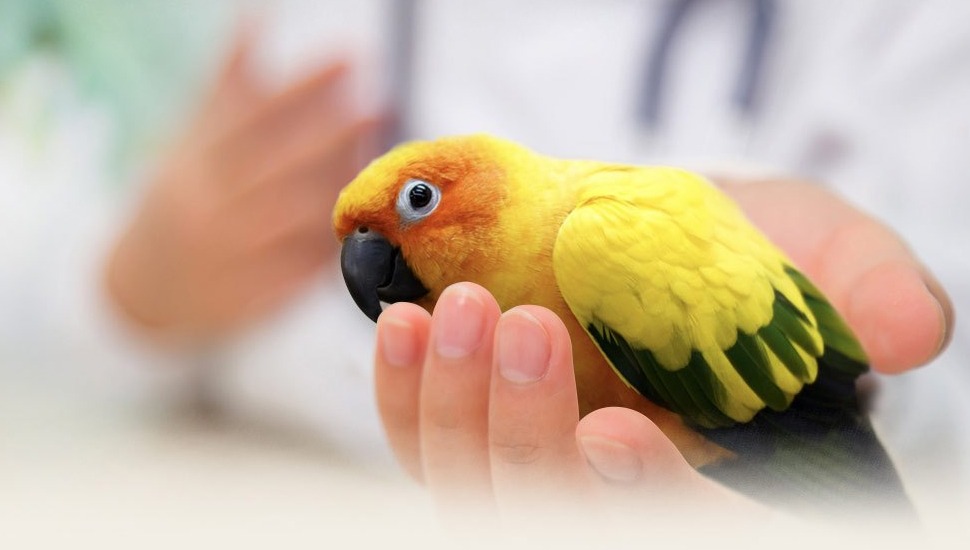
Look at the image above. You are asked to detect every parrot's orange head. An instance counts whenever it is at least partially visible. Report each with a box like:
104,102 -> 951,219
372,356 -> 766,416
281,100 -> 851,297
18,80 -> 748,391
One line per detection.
333,134 -> 533,321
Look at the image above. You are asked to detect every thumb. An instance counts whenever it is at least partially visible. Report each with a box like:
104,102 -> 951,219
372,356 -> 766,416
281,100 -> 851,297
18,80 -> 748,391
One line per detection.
576,407 -> 696,488
576,407 -> 761,513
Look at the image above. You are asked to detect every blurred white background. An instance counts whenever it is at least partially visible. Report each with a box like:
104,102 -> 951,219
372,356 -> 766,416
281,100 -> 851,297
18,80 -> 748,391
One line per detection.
1,0 -> 968,545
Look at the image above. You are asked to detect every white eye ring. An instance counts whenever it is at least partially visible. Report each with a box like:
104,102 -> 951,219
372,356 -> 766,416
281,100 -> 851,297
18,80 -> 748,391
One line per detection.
396,178 -> 441,225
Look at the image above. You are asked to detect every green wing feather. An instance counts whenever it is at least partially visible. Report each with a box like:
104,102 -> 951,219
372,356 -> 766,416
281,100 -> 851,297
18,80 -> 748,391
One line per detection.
552,167 -> 908,512
785,266 -> 868,376
586,282 -> 831,428
696,267 -> 914,514
553,168 -> 831,428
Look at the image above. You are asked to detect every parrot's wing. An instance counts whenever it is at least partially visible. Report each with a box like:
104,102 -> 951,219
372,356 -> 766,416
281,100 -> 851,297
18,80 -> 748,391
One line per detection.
552,168 -> 867,429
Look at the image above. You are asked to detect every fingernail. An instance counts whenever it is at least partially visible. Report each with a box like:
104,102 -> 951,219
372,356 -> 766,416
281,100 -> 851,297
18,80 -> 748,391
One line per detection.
379,316 -> 419,368
579,436 -> 642,484
433,285 -> 486,359
922,274 -> 955,354
497,309 -> 551,384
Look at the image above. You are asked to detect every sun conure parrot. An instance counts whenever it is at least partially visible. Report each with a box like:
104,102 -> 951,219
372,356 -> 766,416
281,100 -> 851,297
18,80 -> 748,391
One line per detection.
332,134 -> 911,514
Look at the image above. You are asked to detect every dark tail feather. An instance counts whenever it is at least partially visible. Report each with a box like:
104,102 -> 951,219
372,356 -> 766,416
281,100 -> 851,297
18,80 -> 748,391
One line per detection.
698,356 -> 915,521
696,265 -> 917,521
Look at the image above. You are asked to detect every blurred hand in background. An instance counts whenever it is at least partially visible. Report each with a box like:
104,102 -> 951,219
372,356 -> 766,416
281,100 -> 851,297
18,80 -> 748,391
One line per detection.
104,29 -> 383,345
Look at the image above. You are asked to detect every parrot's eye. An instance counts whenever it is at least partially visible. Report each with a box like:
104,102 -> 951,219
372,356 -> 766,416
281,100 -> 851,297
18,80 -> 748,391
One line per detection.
409,184 -> 433,208
396,179 -> 441,224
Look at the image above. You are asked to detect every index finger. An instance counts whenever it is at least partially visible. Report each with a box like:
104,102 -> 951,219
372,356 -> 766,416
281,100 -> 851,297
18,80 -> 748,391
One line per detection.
374,302 -> 431,482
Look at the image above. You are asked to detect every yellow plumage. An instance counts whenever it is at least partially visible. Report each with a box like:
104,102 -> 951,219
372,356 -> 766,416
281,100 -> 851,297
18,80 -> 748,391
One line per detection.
552,165 -> 822,424
333,134 -> 868,467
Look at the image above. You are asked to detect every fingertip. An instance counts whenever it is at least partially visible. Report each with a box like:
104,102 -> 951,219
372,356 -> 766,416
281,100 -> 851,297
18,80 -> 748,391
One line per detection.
922,269 -> 956,355
495,305 -> 573,384
493,308 -> 549,384
578,407 -> 677,453
577,435 -> 643,484
431,283 -> 500,360
849,261 -> 948,373
219,14 -> 263,85
380,300 -> 431,325
229,14 -> 259,56
437,282 -> 501,315
577,407 -> 691,484
576,408 -> 756,511
514,305 -> 571,340
377,302 -> 430,369
514,305 -> 574,366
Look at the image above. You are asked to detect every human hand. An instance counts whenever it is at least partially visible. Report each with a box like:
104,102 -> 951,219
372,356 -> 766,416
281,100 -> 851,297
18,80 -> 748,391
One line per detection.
374,282 -> 762,530
719,178 -> 954,374
105,27 -> 382,344
371,182 -> 952,530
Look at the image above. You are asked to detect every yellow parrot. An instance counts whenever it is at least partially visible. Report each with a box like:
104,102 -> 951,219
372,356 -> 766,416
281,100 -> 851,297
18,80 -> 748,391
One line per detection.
333,134 -> 909,513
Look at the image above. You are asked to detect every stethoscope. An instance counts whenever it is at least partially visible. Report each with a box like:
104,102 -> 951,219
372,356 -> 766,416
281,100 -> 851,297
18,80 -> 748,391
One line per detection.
383,0 -> 777,149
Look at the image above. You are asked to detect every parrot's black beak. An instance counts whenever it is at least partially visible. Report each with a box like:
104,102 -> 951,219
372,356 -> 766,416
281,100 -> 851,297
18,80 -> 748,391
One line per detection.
340,227 -> 429,323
